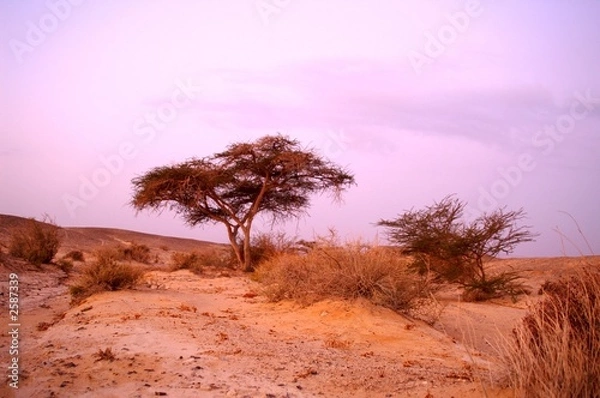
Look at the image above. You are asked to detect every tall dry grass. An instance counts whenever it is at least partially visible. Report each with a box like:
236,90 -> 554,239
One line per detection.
255,238 -> 427,312
502,265 -> 600,397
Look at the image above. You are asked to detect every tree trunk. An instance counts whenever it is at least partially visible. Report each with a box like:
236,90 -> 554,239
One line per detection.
242,225 -> 253,272
226,225 -> 244,268
475,255 -> 486,283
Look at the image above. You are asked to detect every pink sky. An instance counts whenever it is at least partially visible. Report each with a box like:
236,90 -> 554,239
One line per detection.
1,0 -> 599,256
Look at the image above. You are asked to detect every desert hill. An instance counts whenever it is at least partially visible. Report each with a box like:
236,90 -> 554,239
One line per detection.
0,214 -> 223,255
0,214 -> 598,397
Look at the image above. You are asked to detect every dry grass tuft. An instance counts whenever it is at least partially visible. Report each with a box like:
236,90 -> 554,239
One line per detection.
502,264 -> 600,397
324,337 -> 352,350
8,216 -> 61,266
70,248 -> 143,303
255,238 -> 427,312
94,348 -> 116,362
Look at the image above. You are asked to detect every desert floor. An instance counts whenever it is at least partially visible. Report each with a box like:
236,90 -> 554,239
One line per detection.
1,216 -> 597,398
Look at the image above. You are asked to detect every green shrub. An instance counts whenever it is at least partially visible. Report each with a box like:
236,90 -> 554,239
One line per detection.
255,238 -> 425,312
503,266 -> 600,397
9,217 -> 61,266
70,248 -> 143,303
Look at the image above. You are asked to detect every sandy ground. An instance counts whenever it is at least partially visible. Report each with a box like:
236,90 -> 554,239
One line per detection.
1,264 -> 515,398
0,217 -> 597,397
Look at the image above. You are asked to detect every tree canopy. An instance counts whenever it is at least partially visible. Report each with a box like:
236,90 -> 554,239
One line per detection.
131,134 -> 355,271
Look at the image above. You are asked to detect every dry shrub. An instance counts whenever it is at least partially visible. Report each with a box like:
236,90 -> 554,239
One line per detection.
198,247 -> 237,269
171,247 -> 236,273
55,258 -> 74,273
9,216 -> 61,266
170,251 -> 204,274
248,231 -> 298,267
502,265 -> 600,397
86,243 -> 151,264
255,239 -> 426,312
64,250 -> 85,262
70,248 -> 143,303
118,242 -> 151,263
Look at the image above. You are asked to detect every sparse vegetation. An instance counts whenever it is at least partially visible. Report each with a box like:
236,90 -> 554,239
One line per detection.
170,251 -> 204,274
170,247 -> 237,272
462,271 -> 530,302
255,236 -> 426,312
246,231 -> 299,269
64,250 -> 85,262
55,258 -> 74,273
9,216 -> 61,266
70,248 -> 143,303
377,195 -> 536,301
94,348 -> 116,362
131,134 -> 355,271
117,242 -> 151,263
199,247 -> 237,269
503,265 -> 600,397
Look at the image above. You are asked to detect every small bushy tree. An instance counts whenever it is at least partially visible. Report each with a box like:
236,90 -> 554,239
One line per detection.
377,196 -> 537,299
131,134 -> 355,271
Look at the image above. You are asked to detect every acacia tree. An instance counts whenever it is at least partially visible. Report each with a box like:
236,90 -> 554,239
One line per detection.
377,196 -> 537,299
131,134 -> 355,271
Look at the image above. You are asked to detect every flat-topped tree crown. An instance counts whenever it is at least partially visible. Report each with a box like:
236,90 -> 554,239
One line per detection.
131,134 -> 356,271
